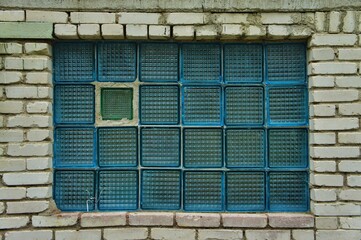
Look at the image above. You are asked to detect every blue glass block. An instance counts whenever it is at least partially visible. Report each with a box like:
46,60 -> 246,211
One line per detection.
184,128 -> 223,168
54,85 -> 95,124
269,172 -> 308,211
140,85 -> 179,125
268,87 -> 307,125
182,44 -> 221,82
98,42 -> 136,82
225,87 -> 264,125
269,129 -> 308,168
141,128 -> 180,167
224,44 -> 263,83
140,43 -> 178,82
98,127 -> 137,167
98,171 -> 138,210
226,172 -> 265,211
184,171 -> 223,211
226,129 -> 265,168
267,44 -> 306,83
54,127 -> 95,167
54,43 -> 95,82
183,86 -> 221,125
141,170 -> 181,210
55,170 -> 95,211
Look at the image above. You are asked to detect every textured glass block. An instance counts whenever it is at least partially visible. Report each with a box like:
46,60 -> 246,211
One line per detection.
140,85 -> 179,124
226,129 -> 265,168
55,171 -> 95,211
184,128 -> 223,168
54,85 -> 95,124
141,128 -> 180,167
224,44 -> 263,83
183,87 -> 221,125
101,88 -> 133,120
226,172 -> 265,211
225,87 -> 264,125
54,127 -> 95,167
98,171 -> 138,210
269,129 -> 308,168
182,44 -> 221,82
270,172 -> 308,211
98,127 -> 137,167
184,171 -> 223,211
98,42 -> 136,82
267,44 -> 306,83
140,43 -> 178,82
54,43 -> 95,82
268,87 -> 307,124
141,170 -> 181,210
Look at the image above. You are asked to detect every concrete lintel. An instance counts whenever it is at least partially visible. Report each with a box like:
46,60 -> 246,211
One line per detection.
0,22 -> 53,39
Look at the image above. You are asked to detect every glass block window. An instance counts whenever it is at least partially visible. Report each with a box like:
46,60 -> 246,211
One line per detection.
53,42 -> 308,212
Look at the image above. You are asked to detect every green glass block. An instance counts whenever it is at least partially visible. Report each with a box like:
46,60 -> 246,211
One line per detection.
101,88 -> 133,120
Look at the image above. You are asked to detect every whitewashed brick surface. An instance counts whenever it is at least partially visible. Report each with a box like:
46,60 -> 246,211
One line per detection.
222,214 -> 267,228
316,230 -> 361,240
126,24 -> 148,39
129,212 -> 173,226
311,189 -> 337,202
151,228 -> 196,240
78,24 -> 101,39
104,228 -> 148,240
26,10 -> 68,23
198,229 -> 243,240
340,217 -> 361,229
101,24 -> 124,39
26,186 -> 52,198
5,230 -> 52,240
315,217 -> 338,229
26,157 -> 51,170
339,161 -> 361,172
118,12 -> 160,24
71,12 -> 115,23
0,217 -> 29,230
55,230 -> 102,240
149,25 -> 171,39
166,13 -> 206,24
246,230 -> 291,240
176,213 -> 220,227
310,34 -> 357,46
0,10 -> 24,21
32,214 -> 78,227
292,230 -> 314,240
54,24 -> 78,39
261,13 -> 301,24
196,25 -> 218,39
173,26 -> 194,40
81,213 -> 126,227
329,11 -> 341,33
3,172 -> 52,186
0,72 -> 22,84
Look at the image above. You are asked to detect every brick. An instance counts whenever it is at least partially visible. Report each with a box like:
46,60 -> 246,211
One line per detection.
6,86 -> 51,99
0,43 -> 22,54
329,11 -> 341,33
23,57 -> 52,70
55,230 -> 101,240
198,230 -> 243,240
268,25 -> 290,37
0,22 -> 52,39
24,43 -> 51,55
221,24 -> 243,39
25,72 -> 51,84
26,129 -> 51,142
173,26 -> 194,40
339,103 -> 361,115
26,10 -> 68,23
336,76 -> 361,88
101,24 -> 124,39
309,48 -> 334,61
316,230 -> 361,240
7,143 -> 52,156
310,189 -> 337,202
339,190 -> 361,201
167,13 -> 206,24
78,24 -> 101,39
196,25 -> 218,40
0,10 -> 24,21
104,228 -> 148,240
0,187 -> 26,200
347,175 -> 361,187
246,230 -> 290,240
311,161 -> 336,172
291,25 -> 312,38
149,25 -> 171,39
313,88 -> 358,102
261,13 -> 301,24
176,213 -> 220,228
340,217 -> 361,229
316,217 -> 338,229
312,203 -> 361,216
311,146 -> 359,158
81,212 -> 126,227
339,133 -> 361,144
32,213 -> 79,227
27,186 -> 52,198
5,230 -> 52,240
27,157 -> 51,170
0,217 -> 29,230
339,48 -> 361,60
292,230 -> 314,240
118,12 -> 160,24
315,12 -> 326,32
0,158 -> 26,172
27,102 -> 50,114
151,228 -> 196,240
71,12 -> 115,24
7,200 -> 49,214
310,34 -> 357,46
310,133 -> 336,145
4,57 -> 23,70
222,214 -> 267,228
268,214 -> 314,228
54,24 -> 78,39
310,104 -> 335,117
3,172 -> 52,186
213,13 -> 248,24
339,161 -> 361,172
245,25 -> 266,38
0,72 -> 22,84
311,118 -> 359,131
126,24 -> 147,39
343,11 -> 356,33
311,174 -> 343,187
129,212 -> 173,226
7,115 -> 51,127
0,202 -> 4,214
0,101 -> 23,114
309,62 -> 357,74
